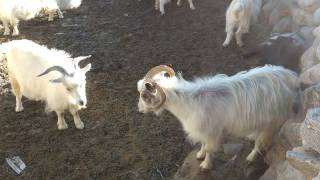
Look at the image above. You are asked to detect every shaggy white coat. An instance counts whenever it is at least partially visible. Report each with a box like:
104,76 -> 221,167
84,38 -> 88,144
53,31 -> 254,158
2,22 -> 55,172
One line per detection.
0,39 -> 91,130
138,65 -> 299,169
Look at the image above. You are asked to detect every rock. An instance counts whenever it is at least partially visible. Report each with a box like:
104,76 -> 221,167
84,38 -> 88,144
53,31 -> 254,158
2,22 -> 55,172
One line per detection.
300,26 -> 316,48
301,108 -> 320,153
272,16 -> 293,33
269,3 -> 291,25
313,26 -> 320,37
313,174 -> 320,180
292,7 -> 314,27
298,0 -> 320,13
303,84 -> 320,109
313,8 -> 320,25
300,46 -> 317,72
223,143 -> 244,156
281,121 -> 302,147
262,0 -> 275,18
287,146 -> 320,178
300,64 -> 320,86
260,161 -> 307,180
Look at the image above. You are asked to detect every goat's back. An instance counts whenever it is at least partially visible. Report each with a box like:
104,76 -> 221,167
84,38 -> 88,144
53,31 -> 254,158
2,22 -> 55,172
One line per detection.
1,39 -> 74,100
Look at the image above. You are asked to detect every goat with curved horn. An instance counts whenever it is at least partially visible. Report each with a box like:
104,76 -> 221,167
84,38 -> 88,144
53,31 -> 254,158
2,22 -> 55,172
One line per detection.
1,39 -> 91,130
37,66 -> 73,77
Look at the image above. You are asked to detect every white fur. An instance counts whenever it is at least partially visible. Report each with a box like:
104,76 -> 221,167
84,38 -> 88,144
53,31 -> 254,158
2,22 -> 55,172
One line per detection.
0,39 -> 91,130
138,65 -> 299,170
223,0 -> 262,47
55,0 -> 82,10
154,0 -> 195,15
0,0 -> 62,36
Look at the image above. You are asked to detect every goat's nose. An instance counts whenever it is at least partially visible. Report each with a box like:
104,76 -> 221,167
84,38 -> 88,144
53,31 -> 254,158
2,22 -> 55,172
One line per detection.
79,100 -> 84,106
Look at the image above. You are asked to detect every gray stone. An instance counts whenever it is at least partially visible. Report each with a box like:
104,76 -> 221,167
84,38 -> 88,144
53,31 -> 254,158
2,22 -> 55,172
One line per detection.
260,161 -> 307,180
303,84 -> 320,110
223,143 -> 244,156
287,146 -> 320,178
301,108 -> 320,153
281,121 -> 302,147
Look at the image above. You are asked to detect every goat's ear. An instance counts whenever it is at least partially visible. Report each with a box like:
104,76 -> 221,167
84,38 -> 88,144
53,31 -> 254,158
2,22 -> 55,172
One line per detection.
74,55 -> 92,65
81,63 -> 91,74
49,77 -> 65,83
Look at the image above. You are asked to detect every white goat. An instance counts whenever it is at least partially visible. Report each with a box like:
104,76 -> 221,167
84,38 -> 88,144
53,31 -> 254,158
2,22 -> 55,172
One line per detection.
0,39 -> 91,130
0,0 -> 63,36
223,0 -> 262,47
137,65 -> 299,170
155,0 -> 195,15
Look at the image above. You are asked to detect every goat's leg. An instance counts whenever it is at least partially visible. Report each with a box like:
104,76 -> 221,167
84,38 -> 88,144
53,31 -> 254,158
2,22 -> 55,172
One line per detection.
235,27 -> 244,47
159,0 -> 166,15
223,22 -> 235,47
2,20 -> 11,36
200,135 -> 222,170
11,19 -> 19,36
56,111 -> 68,130
155,0 -> 160,10
188,0 -> 195,10
177,0 -> 182,6
246,129 -> 273,162
57,9 -> 64,19
70,109 -> 84,129
48,11 -> 55,21
196,143 -> 206,160
10,77 -> 23,112
235,19 -> 250,47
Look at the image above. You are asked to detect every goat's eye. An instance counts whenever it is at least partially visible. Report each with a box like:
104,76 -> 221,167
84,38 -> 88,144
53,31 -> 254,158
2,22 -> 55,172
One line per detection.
66,88 -> 72,92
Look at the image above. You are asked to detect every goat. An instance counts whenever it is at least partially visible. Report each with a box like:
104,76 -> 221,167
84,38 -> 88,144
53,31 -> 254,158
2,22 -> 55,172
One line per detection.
0,39 -> 91,130
243,32 -> 307,73
154,0 -> 195,15
137,65 -> 299,170
0,0 -> 63,36
223,0 -> 262,47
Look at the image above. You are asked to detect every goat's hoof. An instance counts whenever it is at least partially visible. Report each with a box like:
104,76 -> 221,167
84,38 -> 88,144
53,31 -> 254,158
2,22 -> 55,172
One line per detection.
12,32 -> 19,36
59,15 -> 64,19
196,151 -> 206,160
190,6 -> 196,10
246,152 -> 256,162
222,42 -> 229,47
199,161 -> 212,171
75,121 -> 84,129
177,2 -> 181,6
15,106 -> 24,112
58,123 -> 68,130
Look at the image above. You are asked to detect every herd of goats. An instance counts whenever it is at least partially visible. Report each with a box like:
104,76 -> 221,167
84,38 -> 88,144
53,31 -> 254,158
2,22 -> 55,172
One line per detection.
1,0 -> 320,173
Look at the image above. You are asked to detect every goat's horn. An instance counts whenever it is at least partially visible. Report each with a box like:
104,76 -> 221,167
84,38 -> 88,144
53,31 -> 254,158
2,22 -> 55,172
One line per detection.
154,83 -> 166,109
38,66 -> 72,77
145,65 -> 175,79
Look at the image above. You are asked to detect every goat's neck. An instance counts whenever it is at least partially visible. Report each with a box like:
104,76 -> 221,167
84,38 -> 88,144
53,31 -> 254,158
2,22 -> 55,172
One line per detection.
164,88 -> 195,123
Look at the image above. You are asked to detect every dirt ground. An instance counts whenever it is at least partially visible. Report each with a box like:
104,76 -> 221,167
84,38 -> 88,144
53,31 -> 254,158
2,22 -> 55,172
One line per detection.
0,0 -> 270,179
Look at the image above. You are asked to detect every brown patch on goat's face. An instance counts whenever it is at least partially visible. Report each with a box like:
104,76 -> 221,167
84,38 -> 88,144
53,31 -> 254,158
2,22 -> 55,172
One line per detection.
138,82 -> 164,113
